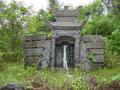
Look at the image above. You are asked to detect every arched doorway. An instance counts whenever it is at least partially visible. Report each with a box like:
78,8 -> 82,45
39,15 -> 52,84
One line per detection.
55,36 -> 75,68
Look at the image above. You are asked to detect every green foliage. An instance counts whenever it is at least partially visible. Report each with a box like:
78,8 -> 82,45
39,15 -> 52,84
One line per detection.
79,0 -> 103,22
112,0 -> 120,15
0,1 -> 29,62
111,74 -> 120,81
0,64 -> 68,88
80,0 -> 120,36
27,10 -> 54,36
0,63 -> 36,87
87,52 -> 96,62
48,0 -> 60,13
72,77 -> 87,90
105,50 -> 120,68
79,0 -> 120,68
38,69 -> 67,87
0,63 -> 120,89
1,50 -> 23,62
81,15 -> 115,36
91,66 -> 120,84
79,0 -> 117,36
109,30 -> 120,53
104,37 -> 120,68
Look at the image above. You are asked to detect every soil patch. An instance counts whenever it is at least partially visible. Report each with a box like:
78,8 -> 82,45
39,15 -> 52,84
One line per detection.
98,80 -> 120,90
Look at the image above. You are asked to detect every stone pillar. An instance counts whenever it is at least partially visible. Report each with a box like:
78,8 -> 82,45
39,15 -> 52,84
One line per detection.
74,38 -> 80,67
51,38 -> 55,68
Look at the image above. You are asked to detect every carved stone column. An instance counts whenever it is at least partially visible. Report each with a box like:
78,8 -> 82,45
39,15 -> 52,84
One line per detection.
74,38 -> 80,67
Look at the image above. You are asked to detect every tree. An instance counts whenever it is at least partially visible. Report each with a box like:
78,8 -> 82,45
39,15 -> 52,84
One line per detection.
48,0 -> 60,13
79,0 -> 120,37
0,1 -> 29,62
80,15 -> 116,36
102,0 -> 120,15
27,9 -> 54,36
79,0 -> 103,22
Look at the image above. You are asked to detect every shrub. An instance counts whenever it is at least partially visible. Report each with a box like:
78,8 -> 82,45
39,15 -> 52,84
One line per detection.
104,37 -> 120,68
1,50 -> 23,63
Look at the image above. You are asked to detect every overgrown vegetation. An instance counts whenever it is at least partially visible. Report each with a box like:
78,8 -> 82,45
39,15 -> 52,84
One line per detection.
0,0 -> 120,89
79,0 -> 120,68
0,63 -> 120,89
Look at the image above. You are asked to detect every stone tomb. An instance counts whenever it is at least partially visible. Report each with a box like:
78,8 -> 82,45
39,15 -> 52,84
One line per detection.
23,6 -> 105,71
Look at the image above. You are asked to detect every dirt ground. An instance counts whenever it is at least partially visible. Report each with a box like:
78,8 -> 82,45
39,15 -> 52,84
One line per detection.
98,80 -> 120,90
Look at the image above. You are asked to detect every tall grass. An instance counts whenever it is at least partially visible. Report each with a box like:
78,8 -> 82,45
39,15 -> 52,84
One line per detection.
0,63 -> 36,87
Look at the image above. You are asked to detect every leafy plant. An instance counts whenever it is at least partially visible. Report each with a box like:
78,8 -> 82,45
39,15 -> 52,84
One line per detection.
111,74 -> 120,81
72,77 -> 88,90
87,52 -> 96,62
104,37 -> 120,68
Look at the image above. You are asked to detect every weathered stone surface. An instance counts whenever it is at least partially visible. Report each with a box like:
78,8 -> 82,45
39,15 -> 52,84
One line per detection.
52,30 -> 80,38
24,56 -> 42,64
80,61 -> 93,72
80,35 -> 104,71
56,36 -> 75,44
37,59 -> 49,69
25,57 -> 34,63
82,35 -> 103,42
23,41 -> 37,48
24,48 -> 44,56
37,40 -> 50,47
24,38 -> 51,67
85,42 -> 104,49
54,6 -> 79,18
94,55 -> 104,63
55,17 -> 77,22
48,22 -> 83,30
89,49 -> 104,55
24,35 -> 47,41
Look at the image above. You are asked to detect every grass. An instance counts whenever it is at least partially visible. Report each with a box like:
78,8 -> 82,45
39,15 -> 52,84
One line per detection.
0,63 -> 36,87
0,63 -> 69,88
91,66 -> 120,84
0,63 -> 120,88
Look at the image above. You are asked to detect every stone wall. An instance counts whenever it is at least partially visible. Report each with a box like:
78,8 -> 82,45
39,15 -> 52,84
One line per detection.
80,35 -> 105,71
23,35 -> 51,68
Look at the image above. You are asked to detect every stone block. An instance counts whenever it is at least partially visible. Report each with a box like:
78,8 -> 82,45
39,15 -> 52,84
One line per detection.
37,41 -> 49,47
56,17 -> 76,22
82,35 -> 103,42
24,35 -> 47,41
24,48 -> 45,56
37,59 -> 49,69
85,42 -> 104,49
89,49 -> 104,55
93,55 -> 104,63
25,57 -> 34,63
23,41 -> 37,48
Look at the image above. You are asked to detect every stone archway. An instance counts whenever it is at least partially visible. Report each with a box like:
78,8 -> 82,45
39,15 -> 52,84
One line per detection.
55,36 -> 75,68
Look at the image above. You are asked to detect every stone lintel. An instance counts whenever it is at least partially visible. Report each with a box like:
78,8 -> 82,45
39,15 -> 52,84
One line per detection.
47,21 -> 83,30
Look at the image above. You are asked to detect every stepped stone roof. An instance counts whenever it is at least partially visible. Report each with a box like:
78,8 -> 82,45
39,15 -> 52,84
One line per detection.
48,21 -> 83,30
47,6 -> 83,30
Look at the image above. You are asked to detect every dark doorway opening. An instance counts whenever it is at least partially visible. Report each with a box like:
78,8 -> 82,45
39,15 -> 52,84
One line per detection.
55,42 -> 74,68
